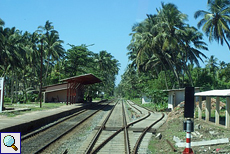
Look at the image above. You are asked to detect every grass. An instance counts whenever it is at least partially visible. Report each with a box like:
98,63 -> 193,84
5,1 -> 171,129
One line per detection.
194,107 -> 226,118
130,98 -> 168,112
0,102 -> 65,117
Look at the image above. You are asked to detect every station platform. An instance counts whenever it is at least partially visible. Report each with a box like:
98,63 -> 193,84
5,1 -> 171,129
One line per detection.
0,103 -> 93,135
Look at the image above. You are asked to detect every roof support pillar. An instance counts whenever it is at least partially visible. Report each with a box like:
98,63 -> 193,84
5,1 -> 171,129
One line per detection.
43,92 -> 46,103
70,81 -> 74,105
66,82 -> 70,105
215,97 -> 220,125
198,96 -> 202,120
226,97 -> 230,128
205,97 -> 211,122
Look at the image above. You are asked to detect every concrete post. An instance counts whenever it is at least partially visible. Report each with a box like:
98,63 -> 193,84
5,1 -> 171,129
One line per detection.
226,97 -> 230,128
215,97 -> 220,125
173,92 -> 176,109
43,92 -> 45,103
205,97 -> 211,122
198,97 -> 202,120
194,98 -> 196,118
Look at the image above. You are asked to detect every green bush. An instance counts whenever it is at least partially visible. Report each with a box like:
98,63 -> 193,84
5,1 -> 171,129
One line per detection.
130,97 -> 168,112
4,97 -> 11,102
4,97 -> 11,104
27,93 -> 39,102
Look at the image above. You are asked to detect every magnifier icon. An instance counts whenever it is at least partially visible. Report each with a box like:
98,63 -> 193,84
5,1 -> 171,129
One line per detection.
3,135 -> 18,151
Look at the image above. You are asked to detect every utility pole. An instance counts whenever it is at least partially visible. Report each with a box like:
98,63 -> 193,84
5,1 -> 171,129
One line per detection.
40,39 -> 43,108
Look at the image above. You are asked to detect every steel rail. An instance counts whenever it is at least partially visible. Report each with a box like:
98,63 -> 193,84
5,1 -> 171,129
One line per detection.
22,101 -> 111,154
21,109 -> 87,140
90,111 -> 151,154
84,100 -> 119,154
127,100 -> 155,113
122,100 -> 131,154
22,101 -> 111,140
126,100 -> 142,114
132,113 -> 165,154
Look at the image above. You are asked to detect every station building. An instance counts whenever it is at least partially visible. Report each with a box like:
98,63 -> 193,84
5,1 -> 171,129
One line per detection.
42,73 -> 102,104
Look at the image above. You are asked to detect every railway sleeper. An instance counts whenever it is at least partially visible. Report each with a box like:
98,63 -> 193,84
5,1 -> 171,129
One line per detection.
94,126 -> 156,133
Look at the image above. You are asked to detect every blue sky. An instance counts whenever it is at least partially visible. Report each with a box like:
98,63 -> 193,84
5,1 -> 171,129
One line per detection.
1,0 -> 230,85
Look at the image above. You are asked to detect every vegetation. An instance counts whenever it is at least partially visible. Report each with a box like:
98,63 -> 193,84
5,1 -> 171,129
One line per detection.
0,20 -> 120,107
115,1 -> 230,106
131,98 -> 168,112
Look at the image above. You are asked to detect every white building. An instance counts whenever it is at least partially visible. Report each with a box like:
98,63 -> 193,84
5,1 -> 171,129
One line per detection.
141,95 -> 151,104
165,87 -> 200,110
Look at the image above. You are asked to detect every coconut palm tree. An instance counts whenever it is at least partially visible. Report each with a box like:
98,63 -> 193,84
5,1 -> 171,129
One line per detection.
128,3 -> 208,88
37,21 -> 65,85
128,3 -> 188,87
94,50 -> 120,96
194,0 -> 230,49
0,18 -> 4,26
205,55 -> 219,77
179,26 -> 208,86
0,27 -> 23,77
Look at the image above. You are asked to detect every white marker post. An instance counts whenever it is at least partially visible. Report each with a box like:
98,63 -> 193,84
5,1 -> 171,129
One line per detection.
0,77 -> 4,112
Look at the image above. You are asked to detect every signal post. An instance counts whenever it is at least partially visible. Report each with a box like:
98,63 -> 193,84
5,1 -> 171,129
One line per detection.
183,87 -> 194,154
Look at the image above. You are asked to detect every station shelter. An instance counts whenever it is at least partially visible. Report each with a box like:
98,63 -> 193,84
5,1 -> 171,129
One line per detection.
43,74 -> 102,105
195,89 -> 230,128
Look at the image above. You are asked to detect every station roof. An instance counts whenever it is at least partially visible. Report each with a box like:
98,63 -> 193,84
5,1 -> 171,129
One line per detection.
60,73 -> 102,85
195,89 -> 230,97
164,87 -> 200,92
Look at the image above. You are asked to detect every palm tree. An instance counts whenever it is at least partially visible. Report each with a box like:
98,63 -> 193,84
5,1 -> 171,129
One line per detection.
194,0 -> 230,49
0,27 -> 23,77
128,3 -> 188,87
205,55 -> 218,77
37,21 -> 65,85
219,60 -> 226,69
94,50 -> 120,97
37,20 -> 56,35
179,26 -> 208,86
94,51 -> 111,73
0,18 -> 4,26
128,3 -> 208,88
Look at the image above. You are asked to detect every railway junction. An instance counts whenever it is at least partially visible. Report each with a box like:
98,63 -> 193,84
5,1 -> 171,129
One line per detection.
0,99 -> 167,154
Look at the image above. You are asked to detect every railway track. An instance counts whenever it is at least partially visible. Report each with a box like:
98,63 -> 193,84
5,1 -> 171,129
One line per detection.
127,100 -> 155,113
21,101 -> 111,154
126,100 -> 142,114
21,99 -> 165,154
79,99 -> 164,154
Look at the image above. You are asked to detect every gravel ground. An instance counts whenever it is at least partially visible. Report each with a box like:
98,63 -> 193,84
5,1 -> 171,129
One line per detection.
41,107 -> 108,154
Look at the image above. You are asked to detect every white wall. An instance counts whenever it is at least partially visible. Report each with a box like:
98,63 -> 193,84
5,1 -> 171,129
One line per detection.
168,88 -> 200,110
142,95 -> 151,104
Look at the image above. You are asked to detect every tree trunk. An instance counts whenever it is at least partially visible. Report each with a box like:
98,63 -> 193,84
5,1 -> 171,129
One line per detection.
11,72 -> 15,103
184,64 -> 194,87
15,77 -> 19,103
164,71 -> 169,90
